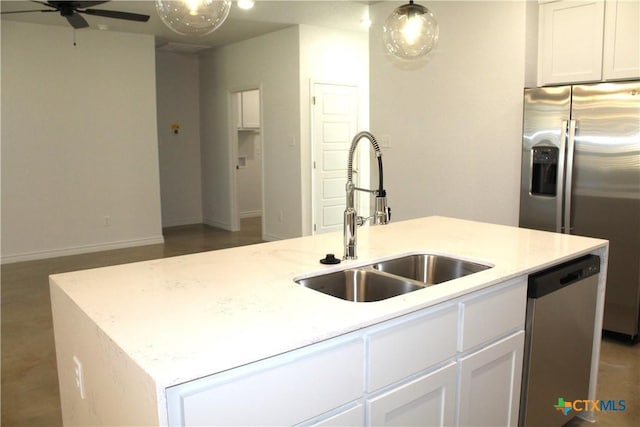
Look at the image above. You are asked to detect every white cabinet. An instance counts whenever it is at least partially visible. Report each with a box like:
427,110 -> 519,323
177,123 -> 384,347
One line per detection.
459,277 -> 527,352
364,304 -> 458,427
602,0 -> 640,80
538,0 -> 639,85
166,278 -> 527,426
538,0 -> 605,85
456,278 -> 527,427
238,89 -> 260,129
301,403 -> 364,427
367,362 -> 457,426
166,335 -> 364,426
366,303 -> 458,392
458,331 -> 525,427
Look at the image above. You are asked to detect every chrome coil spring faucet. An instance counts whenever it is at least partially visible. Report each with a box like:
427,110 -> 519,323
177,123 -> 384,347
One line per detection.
344,131 -> 391,260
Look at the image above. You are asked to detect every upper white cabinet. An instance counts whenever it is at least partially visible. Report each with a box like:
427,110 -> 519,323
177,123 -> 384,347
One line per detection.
238,89 -> 260,129
602,0 -> 640,80
538,0 -> 605,85
538,0 -> 639,85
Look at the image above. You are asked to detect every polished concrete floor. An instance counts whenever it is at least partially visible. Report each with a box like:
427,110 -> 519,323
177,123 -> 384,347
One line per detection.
2,218 -> 263,426
2,217 -> 639,426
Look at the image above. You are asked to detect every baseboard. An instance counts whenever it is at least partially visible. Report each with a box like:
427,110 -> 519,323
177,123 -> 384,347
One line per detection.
162,216 -> 204,228
261,233 -> 284,242
239,210 -> 262,219
0,235 -> 165,265
202,217 -> 233,231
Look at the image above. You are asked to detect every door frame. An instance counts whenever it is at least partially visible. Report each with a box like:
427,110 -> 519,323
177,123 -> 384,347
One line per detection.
228,85 -> 264,233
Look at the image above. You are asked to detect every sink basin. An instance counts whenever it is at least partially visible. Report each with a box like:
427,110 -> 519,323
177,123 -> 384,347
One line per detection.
295,269 -> 423,302
371,254 -> 491,285
295,253 -> 492,302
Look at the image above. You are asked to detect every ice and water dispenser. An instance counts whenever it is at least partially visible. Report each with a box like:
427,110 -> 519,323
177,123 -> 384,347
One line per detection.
530,146 -> 558,196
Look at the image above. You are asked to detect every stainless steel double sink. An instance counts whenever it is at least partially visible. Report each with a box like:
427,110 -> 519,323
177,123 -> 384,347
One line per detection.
295,254 -> 492,302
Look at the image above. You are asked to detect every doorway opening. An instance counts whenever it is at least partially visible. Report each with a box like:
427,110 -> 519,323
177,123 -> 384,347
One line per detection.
230,88 -> 264,234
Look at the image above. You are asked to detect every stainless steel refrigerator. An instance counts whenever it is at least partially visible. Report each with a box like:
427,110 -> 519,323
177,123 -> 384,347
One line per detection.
519,81 -> 640,341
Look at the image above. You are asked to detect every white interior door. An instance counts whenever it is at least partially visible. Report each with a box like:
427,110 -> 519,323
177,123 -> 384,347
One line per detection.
312,83 -> 361,234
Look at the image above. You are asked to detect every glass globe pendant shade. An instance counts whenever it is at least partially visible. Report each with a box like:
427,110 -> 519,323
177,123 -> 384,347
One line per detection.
383,1 -> 439,60
155,0 -> 232,36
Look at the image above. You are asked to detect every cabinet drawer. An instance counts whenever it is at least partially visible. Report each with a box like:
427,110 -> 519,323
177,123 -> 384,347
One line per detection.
300,403 -> 364,427
367,362 -> 457,426
166,336 -> 364,426
459,277 -> 526,352
367,303 -> 458,392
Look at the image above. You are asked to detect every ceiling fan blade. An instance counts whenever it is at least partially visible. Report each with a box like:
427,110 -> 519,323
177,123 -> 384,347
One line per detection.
73,1 -> 110,7
0,9 -> 51,15
47,1 -> 109,8
65,12 -> 89,29
82,8 -> 150,23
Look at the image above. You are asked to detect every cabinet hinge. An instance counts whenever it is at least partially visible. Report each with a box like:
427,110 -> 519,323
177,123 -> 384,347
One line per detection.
314,224 -> 317,232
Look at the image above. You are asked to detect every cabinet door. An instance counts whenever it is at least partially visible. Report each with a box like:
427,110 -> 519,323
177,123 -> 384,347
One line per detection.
603,0 -> 640,80
367,362 -> 457,427
458,331 -> 525,427
538,0 -> 605,85
241,89 -> 260,128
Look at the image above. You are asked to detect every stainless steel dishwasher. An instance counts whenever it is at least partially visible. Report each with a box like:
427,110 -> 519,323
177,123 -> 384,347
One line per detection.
519,254 -> 600,427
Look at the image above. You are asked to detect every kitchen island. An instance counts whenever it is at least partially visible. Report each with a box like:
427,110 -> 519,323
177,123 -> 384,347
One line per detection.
50,216 -> 608,426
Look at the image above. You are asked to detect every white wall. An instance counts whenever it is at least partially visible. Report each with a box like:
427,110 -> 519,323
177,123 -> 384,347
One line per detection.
524,0 -> 540,88
156,50 -> 203,227
369,1 -> 527,226
1,21 -> 163,263
199,26 -> 302,240
199,25 -> 369,239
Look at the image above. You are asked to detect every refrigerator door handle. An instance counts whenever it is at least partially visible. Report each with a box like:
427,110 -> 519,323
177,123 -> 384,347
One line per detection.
564,119 -> 577,234
556,120 -> 568,233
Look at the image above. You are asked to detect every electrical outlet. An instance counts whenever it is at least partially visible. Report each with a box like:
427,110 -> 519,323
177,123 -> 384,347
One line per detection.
103,216 -> 111,227
73,355 -> 85,399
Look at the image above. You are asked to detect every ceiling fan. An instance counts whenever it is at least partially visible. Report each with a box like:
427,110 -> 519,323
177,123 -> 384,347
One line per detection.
1,1 -> 150,29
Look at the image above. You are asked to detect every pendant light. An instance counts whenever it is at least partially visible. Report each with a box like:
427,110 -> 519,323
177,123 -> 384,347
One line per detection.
237,0 -> 255,10
155,0 -> 231,36
383,1 -> 439,60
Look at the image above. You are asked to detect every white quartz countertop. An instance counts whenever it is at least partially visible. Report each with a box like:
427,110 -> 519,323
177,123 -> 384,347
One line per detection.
50,216 -> 607,389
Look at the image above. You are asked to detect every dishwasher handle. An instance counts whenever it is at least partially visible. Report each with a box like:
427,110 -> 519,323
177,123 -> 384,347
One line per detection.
560,270 -> 583,285
528,254 -> 600,299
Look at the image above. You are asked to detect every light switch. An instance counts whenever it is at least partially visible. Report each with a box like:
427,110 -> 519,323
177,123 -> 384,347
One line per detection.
379,134 -> 391,149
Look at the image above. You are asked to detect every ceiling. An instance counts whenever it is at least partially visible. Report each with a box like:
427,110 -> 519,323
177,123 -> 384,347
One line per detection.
0,1 -> 373,52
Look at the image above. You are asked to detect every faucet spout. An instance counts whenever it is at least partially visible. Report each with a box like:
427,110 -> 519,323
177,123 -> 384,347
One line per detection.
344,131 -> 391,260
